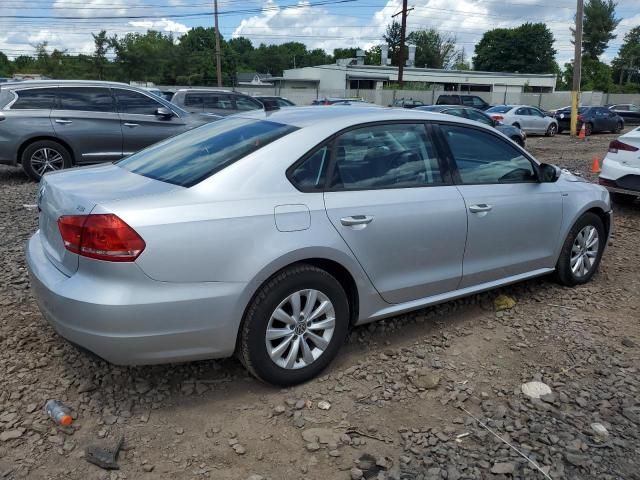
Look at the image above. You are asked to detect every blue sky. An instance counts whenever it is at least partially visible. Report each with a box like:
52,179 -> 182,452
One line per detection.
1,0 -> 638,67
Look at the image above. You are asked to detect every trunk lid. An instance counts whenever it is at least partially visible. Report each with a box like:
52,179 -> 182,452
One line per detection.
38,164 -> 178,276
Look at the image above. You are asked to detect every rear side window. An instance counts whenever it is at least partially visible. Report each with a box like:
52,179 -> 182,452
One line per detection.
330,123 -> 444,190
57,87 -> 114,112
115,89 -> 163,115
10,88 -> 56,109
441,125 -> 536,184
117,118 -> 298,187
486,106 -> 511,114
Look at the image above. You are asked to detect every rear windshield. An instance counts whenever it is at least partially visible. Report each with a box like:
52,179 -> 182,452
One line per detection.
117,117 -> 298,187
486,106 -> 512,113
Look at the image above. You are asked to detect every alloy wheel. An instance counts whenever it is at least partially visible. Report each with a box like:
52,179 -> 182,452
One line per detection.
570,225 -> 599,278
265,289 -> 336,369
30,148 -> 64,176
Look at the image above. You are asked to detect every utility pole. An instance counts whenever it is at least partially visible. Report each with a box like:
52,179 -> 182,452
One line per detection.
570,0 -> 584,136
214,0 -> 223,87
393,0 -> 409,87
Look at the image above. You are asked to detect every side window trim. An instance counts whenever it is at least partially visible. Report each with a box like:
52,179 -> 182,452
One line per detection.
432,122 -> 541,185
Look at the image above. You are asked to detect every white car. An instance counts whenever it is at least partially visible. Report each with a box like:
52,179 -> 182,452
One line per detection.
599,127 -> 640,205
486,105 -> 558,136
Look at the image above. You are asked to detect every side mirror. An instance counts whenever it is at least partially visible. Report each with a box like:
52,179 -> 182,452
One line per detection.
539,163 -> 559,183
156,107 -> 174,118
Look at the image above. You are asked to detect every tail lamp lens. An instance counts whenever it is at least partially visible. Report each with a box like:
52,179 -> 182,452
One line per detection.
609,139 -> 639,154
492,115 -> 504,121
57,214 -> 145,262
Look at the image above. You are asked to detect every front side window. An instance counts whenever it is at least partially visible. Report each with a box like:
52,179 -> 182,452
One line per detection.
471,97 -> 487,107
441,125 -> 536,184
115,89 -> 163,115
58,87 -> 114,112
330,123 -> 444,190
10,88 -> 56,109
184,93 -> 204,108
118,118 -> 298,187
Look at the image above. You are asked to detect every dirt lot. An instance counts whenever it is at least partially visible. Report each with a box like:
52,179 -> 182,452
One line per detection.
0,131 -> 639,480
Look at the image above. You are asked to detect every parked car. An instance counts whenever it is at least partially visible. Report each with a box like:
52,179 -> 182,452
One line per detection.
415,105 -> 526,147
26,106 -> 612,386
553,106 -> 624,135
436,94 -> 490,111
0,80 -> 220,181
607,104 -> 640,125
171,88 -> 263,116
487,105 -> 559,136
599,126 -> 640,205
311,97 -> 367,105
391,98 -> 425,108
254,96 -> 296,107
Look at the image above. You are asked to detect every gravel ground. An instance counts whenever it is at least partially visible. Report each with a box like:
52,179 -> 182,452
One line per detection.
0,130 -> 639,480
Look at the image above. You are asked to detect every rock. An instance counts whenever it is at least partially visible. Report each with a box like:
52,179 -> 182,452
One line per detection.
305,442 -> 320,452
410,369 -> 441,390
621,337 -> 636,348
273,405 -> 286,415
0,430 -> 23,442
301,428 -> 342,445
494,294 -> 516,311
246,476 -> 264,480
232,444 -> 246,455
590,422 -> 609,440
491,462 -> 515,474
175,427 -> 184,435
350,467 -> 364,479
317,400 -> 331,411
565,453 -> 588,467
102,414 -> 118,426
142,464 -> 154,473
576,396 -> 589,408
78,381 -> 97,393
622,407 -> 640,424
295,399 -> 306,410
521,381 -> 552,399
328,449 -> 341,457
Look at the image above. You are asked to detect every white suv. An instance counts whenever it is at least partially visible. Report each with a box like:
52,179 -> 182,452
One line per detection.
599,127 -> 640,204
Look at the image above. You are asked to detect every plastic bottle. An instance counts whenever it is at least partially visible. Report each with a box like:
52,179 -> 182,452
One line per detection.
45,400 -> 73,426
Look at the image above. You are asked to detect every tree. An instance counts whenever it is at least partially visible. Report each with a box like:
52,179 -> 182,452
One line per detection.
333,48 -> 358,60
407,29 -> 458,69
92,30 -> 110,80
581,0 -> 620,59
365,45 -> 381,65
473,23 -> 557,74
563,56 -> 613,91
0,52 -> 12,77
383,21 -> 403,66
611,26 -> 640,86
452,48 -> 470,70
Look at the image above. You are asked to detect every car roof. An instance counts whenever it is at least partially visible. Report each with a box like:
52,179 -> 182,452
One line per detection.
235,105 -> 485,129
174,88 -> 234,93
0,79 -> 132,90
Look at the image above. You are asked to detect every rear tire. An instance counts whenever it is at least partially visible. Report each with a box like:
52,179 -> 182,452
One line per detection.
610,192 -> 636,205
511,136 -> 525,148
21,140 -> 72,181
585,122 -> 593,136
239,264 -> 349,386
613,122 -> 623,134
555,212 -> 605,286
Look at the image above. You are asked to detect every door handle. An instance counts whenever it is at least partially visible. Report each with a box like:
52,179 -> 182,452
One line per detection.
340,215 -> 374,226
469,204 -> 493,213
55,119 -> 72,124
123,123 -> 139,128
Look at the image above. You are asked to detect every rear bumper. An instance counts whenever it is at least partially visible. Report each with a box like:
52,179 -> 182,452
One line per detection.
600,156 -> 640,195
26,230 -> 246,365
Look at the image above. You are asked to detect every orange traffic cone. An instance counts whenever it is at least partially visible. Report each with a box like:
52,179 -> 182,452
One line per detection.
591,156 -> 601,173
578,123 -> 586,140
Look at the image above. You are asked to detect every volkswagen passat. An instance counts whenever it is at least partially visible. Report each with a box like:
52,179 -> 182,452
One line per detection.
27,107 -> 612,385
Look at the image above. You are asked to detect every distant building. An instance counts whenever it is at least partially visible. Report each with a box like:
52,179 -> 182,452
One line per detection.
12,73 -> 50,81
236,72 -> 273,86
274,52 -> 556,93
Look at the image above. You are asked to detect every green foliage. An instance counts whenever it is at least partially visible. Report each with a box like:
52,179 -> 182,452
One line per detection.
333,48 -> 358,60
0,52 -> 12,77
611,26 -> 640,87
365,45 -> 381,66
383,21 -> 403,66
563,57 -> 613,91
582,0 -> 620,59
473,23 -> 557,74
407,29 -> 459,69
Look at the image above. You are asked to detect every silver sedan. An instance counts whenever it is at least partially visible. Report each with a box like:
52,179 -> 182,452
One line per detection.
486,105 -> 559,136
27,106 -> 611,385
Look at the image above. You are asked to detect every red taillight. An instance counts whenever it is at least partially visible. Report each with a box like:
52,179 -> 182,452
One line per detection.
492,115 -> 504,121
609,139 -> 639,154
57,214 -> 145,262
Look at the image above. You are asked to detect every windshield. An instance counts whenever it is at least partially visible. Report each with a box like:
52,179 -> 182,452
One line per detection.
117,117 -> 298,187
486,106 -> 512,114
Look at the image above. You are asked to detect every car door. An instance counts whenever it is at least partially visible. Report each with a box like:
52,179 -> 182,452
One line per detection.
51,86 -> 122,164
528,107 -> 548,133
322,122 -> 468,304
513,107 -> 532,132
437,124 -> 563,288
114,88 -> 188,155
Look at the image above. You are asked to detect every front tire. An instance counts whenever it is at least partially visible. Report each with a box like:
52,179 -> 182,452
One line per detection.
585,122 -> 593,136
555,213 -> 605,286
239,264 -> 349,386
21,140 -> 72,181
614,122 -> 623,134
545,123 -> 557,137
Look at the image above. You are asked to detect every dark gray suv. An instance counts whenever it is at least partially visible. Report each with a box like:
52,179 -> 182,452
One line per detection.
0,80 -> 219,180
170,89 -> 263,116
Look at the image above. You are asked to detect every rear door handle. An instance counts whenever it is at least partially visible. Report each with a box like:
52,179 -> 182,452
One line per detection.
123,123 -> 139,128
469,204 -> 493,213
55,119 -> 72,124
340,215 -> 374,226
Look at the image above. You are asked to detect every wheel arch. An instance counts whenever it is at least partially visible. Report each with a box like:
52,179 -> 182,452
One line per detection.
17,136 -> 76,166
